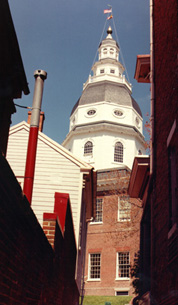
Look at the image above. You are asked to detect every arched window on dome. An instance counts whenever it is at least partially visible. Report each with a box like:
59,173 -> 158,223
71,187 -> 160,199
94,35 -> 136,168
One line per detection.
114,142 -> 123,163
84,141 -> 93,156
110,48 -> 114,55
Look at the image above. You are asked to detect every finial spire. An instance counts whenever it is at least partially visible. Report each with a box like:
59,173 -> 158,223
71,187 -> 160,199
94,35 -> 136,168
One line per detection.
106,26 -> 112,38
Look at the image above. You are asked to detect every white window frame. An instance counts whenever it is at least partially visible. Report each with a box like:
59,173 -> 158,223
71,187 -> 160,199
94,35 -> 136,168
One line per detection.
114,141 -> 124,163
88,253 -> 101,281
93,198 -> 103,223
118,196 -> 131,222
84,141 -> 93,156
103,48 -> 107,55
115,290 -> 129,296
110,69 -> 115,74
116,252 -> 130,280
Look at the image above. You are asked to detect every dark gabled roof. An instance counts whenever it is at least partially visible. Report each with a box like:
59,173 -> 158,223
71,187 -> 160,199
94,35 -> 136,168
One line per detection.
0,0 -> 29,99
71,81 -> 142,117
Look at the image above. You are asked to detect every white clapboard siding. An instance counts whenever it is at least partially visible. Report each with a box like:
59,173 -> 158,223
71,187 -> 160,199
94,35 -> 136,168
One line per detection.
6,122 -> 92,243
7,127 -> 28,177
32,138 -> 81,231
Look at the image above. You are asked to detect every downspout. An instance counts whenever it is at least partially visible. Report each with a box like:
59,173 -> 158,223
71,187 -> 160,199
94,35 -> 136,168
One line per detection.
23,70 -> 47,204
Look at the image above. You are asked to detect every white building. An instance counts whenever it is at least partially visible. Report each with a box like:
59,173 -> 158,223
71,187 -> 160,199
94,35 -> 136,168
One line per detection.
6,120 -> 95,247
62,26 -> 145,171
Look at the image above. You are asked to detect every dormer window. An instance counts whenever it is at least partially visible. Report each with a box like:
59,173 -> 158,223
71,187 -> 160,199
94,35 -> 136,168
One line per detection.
100,69 -> 105,74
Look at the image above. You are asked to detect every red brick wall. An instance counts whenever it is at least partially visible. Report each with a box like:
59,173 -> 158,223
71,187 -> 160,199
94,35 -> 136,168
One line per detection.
43,213 -> 57,248
0,153 -> 79,305
151,0 -> 178,303
84,169 -> 142,296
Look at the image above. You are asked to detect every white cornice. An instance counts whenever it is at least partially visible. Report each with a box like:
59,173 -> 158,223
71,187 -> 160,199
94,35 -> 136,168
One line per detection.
63,121 -> 145,146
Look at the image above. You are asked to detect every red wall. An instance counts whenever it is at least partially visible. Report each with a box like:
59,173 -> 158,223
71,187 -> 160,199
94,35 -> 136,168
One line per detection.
151,0 -> 178,303
85,169 -> 142,296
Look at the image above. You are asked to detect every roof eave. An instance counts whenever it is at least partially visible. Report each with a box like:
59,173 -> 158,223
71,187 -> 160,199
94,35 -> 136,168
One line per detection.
134,55 -> 150,83
128,156 -> 150,198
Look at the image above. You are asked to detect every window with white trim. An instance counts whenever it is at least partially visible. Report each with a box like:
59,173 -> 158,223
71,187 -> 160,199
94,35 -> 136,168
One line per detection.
117,252 -> 130,279
118,196 -> 131,222
94,198 -> 103,223
115,291 -> 129,296
89,253 -> 101,279
114,142 -> 123,163
84,141 -> 93,156
100,69 -> 105,74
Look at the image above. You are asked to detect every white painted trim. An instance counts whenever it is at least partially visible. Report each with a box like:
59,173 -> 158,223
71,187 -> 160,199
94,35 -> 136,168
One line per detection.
88,253 -> 101,281
90,221 -> 103,225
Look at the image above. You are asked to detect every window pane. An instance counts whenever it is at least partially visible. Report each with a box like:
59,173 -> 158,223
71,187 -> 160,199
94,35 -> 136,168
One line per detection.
116,291 -> 129,296
118,196 -> 131,221
94,198 -> 103,222
114,142 -> 123,162
118,252 -> 130,278
90,253 -> 101,279
84,141 -> 93,156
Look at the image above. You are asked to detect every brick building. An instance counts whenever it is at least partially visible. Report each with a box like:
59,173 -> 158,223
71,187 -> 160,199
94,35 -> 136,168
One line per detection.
84,168 -> 142,296
129,0 -> 178,304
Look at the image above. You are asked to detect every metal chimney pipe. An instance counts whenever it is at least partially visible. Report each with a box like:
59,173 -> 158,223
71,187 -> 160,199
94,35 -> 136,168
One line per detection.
23,70 -> 47,204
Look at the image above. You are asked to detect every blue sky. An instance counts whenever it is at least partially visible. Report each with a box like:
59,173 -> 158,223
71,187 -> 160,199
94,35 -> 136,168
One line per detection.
9,0 -> 150,144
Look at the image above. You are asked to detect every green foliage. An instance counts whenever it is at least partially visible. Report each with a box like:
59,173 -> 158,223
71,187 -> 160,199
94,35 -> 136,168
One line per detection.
82,295 -> 132,305
130,251 -> 142,295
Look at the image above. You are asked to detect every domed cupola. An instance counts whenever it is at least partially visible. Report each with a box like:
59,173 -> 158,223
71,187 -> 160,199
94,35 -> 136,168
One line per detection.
83,26 -> 131,93
63,27 -> 145,171
98,26 -> 120,61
